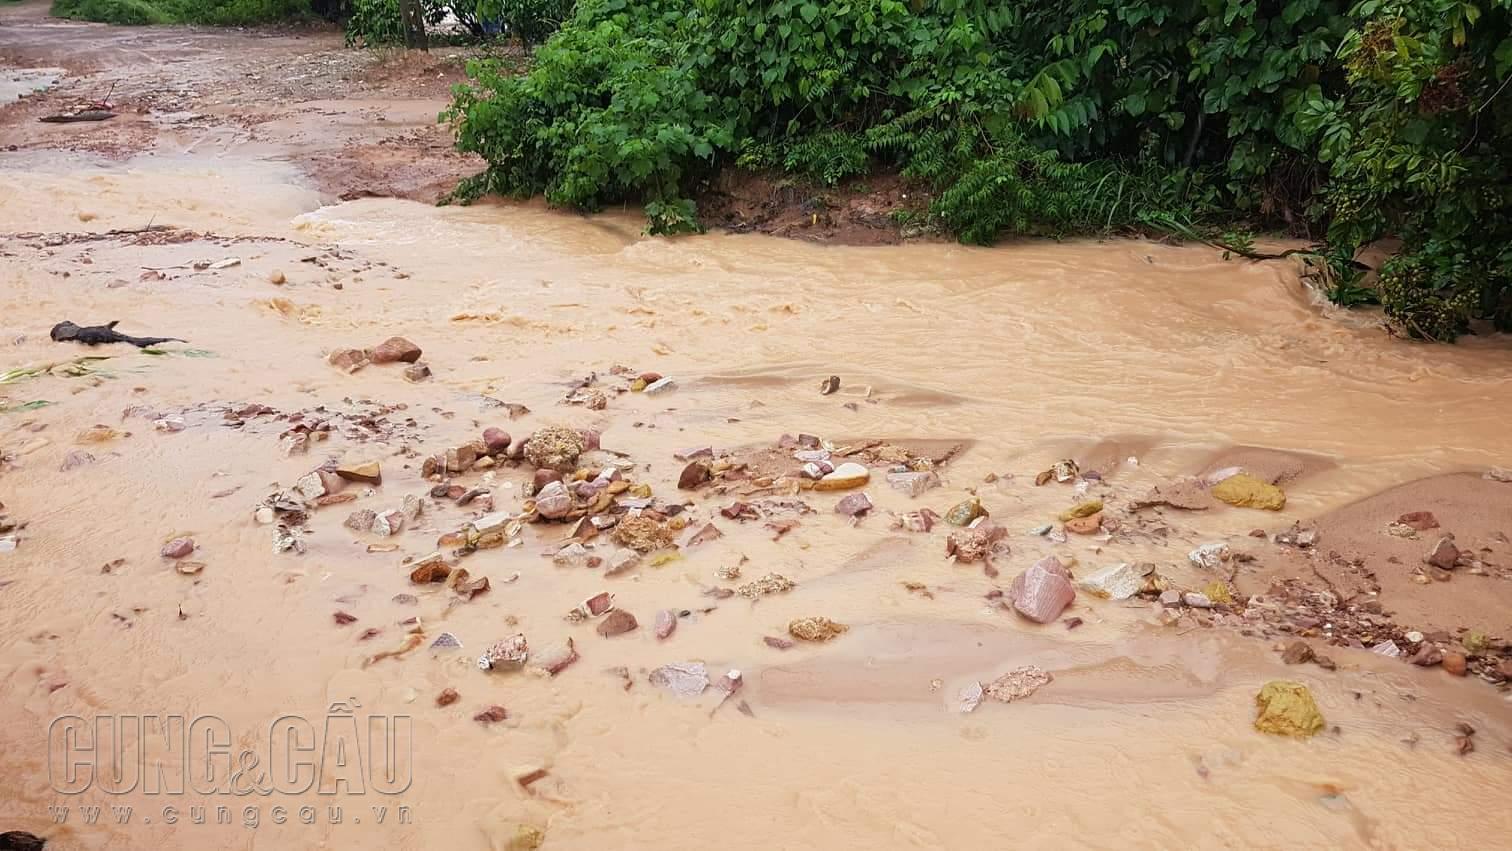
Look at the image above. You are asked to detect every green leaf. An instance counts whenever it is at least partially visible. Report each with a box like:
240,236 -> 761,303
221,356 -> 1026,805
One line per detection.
1496,37 -> 1512,77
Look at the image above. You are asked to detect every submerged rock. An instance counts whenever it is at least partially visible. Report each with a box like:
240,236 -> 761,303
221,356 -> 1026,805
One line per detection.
596,610 -> 639,637
649,662 -> 709,697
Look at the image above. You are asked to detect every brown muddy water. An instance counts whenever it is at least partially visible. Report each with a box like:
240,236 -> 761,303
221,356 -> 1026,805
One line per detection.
4,30 -> 1512,849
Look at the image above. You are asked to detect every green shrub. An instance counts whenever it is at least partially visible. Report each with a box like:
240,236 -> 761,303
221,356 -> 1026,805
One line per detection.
51,0 -> 174,24
52,0 -> 311,25
345,0 -> 573,46
447,0 -> 1512,338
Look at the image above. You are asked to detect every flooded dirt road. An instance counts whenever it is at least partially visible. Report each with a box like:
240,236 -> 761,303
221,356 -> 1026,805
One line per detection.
3,5 -> 1512,849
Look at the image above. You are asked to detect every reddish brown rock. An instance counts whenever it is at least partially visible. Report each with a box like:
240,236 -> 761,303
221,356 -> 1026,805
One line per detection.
1130,478 -> 1214,511
436,688 -> 459,707
533,469 -> 564,491
1281,641 -> 1314,665
473,705 -> 507,724
678,461 -> 711,490
483,428 -> 512,455
1426,536 -> 1460,570
369,336 -> 422,364
1064,512 -> 1102,535
596,610 -> 638,637
328,348 -> 368,373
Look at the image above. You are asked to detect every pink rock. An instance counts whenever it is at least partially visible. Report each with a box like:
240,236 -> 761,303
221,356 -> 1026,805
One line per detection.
1007,557 -> 1075,624
579,429 -> 601,451
654,609 -> 677,640
534,480 -> 574,520
161,537 -> 195,559
835,492 -> 873,517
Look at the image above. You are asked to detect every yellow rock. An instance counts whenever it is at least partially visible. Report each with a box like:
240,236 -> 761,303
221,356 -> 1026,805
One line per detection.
504,824 -> 544,851
1203,581 -> 1234,604
1058,499 -> 1104,521
1254,680 -> 1324,738
1211,473 -> 1285,510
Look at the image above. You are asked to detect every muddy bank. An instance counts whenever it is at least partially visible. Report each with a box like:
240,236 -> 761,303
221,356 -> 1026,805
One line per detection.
0,1 -> 481,202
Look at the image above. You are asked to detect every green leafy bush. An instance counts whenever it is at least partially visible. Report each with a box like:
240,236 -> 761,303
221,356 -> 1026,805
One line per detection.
447,0 -> 1512,338
52,0 -> 311,24
344,0 -> 572,44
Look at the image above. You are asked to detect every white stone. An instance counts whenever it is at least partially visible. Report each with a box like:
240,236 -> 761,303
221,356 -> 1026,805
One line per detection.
553,542 -> 592,568
643,377 -> 677,395
1188,543 -> 1231,570
1077,562 -> 1142,600
816,462 -> 870,490
471,511 -> 512,535
886,470 -> 941,497
294,472 -> 328,502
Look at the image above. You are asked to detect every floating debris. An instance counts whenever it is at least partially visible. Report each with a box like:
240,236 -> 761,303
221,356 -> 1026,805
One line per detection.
1034,459 -> 1078,486
788,616 -> 847,642
983,665 -> 1052,703
737,573 -> 795,599
478,634 -> 529,671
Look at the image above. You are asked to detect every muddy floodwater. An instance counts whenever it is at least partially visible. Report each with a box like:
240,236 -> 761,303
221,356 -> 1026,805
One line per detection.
4,9 -> 1512,851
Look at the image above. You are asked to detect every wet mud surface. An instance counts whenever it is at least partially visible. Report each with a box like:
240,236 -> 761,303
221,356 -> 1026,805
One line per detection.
4,5 -> 1512,849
